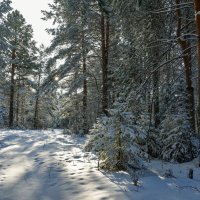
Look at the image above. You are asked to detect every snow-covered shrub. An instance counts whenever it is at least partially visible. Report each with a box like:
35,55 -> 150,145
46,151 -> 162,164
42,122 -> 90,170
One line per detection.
158,79 -> 198,163
159,115 -> 197,163
85,109 -> 146,171
145,128 -> 161,158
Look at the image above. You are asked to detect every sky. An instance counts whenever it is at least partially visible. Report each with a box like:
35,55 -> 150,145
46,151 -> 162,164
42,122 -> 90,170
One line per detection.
11,0 -> 54,47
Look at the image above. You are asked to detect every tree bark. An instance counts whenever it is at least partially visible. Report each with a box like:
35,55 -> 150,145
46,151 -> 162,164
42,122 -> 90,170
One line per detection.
149,1 -> 161,129
101,12 -> 110,115
9,48 -> 16,128
33,96 -> 39,129
193,0 -> 200,132
33,73 -> 41,129
153,69 -> 160,128
82,33 -> 88,134
16,84 -> 19,127
175,0 -> 195,131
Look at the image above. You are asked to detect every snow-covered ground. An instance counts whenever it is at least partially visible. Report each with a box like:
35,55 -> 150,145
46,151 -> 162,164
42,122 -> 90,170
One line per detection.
0,129 -> 200,200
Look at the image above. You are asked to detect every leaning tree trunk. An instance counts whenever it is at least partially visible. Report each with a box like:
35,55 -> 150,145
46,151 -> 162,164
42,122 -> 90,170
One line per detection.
193,0 -> 200,133
9,48 -> 16,128
101,12 -> 110,115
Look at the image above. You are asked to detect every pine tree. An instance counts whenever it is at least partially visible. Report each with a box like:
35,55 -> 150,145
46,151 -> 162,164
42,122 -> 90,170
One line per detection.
193,0 -> 200,133
4,10 -> 38,128
42,0 -> 110,132
159,79 -> 197,162
0,0 -> 12,126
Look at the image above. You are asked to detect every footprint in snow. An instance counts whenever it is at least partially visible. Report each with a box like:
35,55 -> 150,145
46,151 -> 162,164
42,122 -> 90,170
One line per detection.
55,169 -> 65,173
59,181 -> 70,186
73,155 -> 81,159
34,157 -> 40,161
79,182 -> 87,185
96,186 -> 105,190
65,187 -> 74,191
72,190 -> 79,194
49,154 -> 56,157
50,182 -> 57,187
100,197 -> 110,200
65,158 -> 71,161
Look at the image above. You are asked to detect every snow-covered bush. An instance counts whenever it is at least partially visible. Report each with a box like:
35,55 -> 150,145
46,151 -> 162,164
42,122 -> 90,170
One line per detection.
85,109 -> 146,171
159,115 -> 198,163
145,128 -> 161,158
158,79 -> 198,163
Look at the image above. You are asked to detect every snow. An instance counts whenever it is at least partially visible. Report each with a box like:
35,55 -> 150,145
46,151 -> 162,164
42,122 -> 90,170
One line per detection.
0,129 -> 200,200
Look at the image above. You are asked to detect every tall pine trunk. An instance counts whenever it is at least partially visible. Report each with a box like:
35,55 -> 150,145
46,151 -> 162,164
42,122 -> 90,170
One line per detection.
9,48 -> 16,128
149,1 -> 162,129
176,0 -> 195,131
101,12 -> 109,115
82,34 -> 88,134
33,73 -> 41,129
193,0 -> 200,132
153,67 -> 160,128
81,6 -> 88,134
33,97 -> 39,129
16,84 -> 19,126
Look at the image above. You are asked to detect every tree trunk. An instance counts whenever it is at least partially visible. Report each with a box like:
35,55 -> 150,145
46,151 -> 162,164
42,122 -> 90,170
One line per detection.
101,12 -> 110,115
194,0 -> 200,132
16,84 -> 19,127
75,90 -> 78,134
33,97 -> 39,129
149,2 -> 161,129
16,75 -> 21,127
82,36 -> 88,134
9,48 -> 16,128
20,81 -> 25,126
176,0 -> 195,131
153,69 -> 160,128
33,72 -> 41,129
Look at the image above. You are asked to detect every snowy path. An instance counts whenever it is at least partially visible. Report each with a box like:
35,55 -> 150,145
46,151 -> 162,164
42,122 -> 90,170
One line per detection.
1,129 -> 200,200
0,130 -> 130,200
